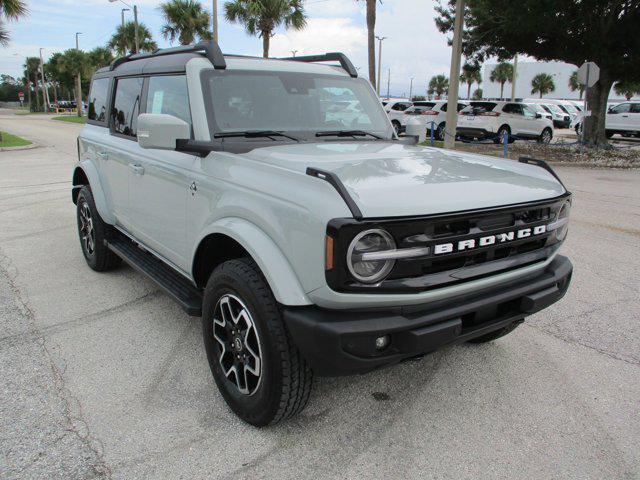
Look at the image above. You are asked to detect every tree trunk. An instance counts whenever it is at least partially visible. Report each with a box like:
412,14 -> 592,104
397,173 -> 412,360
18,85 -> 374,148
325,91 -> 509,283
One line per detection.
75,73 -> 83,117
52,83 -> 58,104
262,31 -> 270,58
499,83 -> 504,100
539,92 -> 543,98
467,83 -> 471,99
366,0 -> 376,87
34,76 -> 41,111
584,69 -> 613,146
26,80 -> 32,109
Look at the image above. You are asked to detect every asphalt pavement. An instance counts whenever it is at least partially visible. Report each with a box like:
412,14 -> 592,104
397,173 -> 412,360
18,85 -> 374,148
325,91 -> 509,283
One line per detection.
0,110 -> 639,479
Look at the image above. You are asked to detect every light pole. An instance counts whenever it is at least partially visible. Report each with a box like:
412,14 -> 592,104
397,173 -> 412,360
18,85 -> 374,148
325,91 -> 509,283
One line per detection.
39,48 -> 51,111
386,68 -> 391,99
109,0 -> 139,54
375,36 -> 386,96
510,53 -> 518,101
409,77 -> 414,101
291,50 -> 298,57
121,8 -> 130,29
443,0 -> 464,150
75,32 -> 83,117
212,0 -> 218,43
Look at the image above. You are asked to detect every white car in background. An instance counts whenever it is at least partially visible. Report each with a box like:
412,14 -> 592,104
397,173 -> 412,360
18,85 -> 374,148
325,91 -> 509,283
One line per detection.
540,104 -> 571,128
381,98 -> 413,132
526,103 -> 554,122
457,101 -> 554,144
401,101 -> 468,140
573,101 -> 640,138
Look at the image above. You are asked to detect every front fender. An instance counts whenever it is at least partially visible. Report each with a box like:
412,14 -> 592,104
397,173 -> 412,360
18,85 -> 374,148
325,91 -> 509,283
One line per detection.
196,217 -> 312,306
72,160 -> 115,225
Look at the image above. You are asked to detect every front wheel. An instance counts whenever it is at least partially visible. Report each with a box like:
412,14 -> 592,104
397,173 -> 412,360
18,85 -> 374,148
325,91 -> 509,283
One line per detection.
538,127 -> 553,144
606,130 -> 614,139
202,258 -> 313,426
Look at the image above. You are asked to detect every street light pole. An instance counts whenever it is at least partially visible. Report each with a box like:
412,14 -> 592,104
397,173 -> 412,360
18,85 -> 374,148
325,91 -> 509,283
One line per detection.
109,0 -> 139,54
443,0 -> 464,150
212,0 -> 218,43
39,48 -> 51,111
375,36 -> 386,96
75,32 -> 83,117
121,8 -> 129,29
510,53 -> 518,102
409,77 -> 414,101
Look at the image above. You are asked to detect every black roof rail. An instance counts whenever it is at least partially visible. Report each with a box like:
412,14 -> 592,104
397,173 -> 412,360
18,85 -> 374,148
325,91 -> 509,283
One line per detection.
279,52 -> 358,78
109,40 -> 226,71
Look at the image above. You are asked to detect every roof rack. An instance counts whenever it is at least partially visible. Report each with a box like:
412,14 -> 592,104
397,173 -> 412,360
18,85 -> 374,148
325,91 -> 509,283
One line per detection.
278,52 -> 358,78
109,40 -> 226,71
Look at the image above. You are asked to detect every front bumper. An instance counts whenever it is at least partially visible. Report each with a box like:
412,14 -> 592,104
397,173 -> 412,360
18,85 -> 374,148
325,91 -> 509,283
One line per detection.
284,255 -> 572,376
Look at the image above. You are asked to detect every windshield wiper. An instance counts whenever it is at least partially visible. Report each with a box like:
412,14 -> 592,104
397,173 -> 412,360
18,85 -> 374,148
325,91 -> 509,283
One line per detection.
213,130 -> 300,142
315,130 -> 383,139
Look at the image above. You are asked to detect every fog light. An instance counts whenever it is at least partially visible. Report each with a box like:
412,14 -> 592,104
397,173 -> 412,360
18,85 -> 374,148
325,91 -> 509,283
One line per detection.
375,335 -> 390,350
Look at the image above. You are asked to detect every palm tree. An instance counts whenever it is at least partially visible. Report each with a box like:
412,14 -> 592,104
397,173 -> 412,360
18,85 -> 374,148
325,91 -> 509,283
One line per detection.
489,62 -> 513,100
0,0 -> 27,45
160,0 -> 212,45
356,0 -> 378,88
568,71 -> 585,100
614,80 -> 640,101
459,63 -> 481,100
108,21 -> 157,56
59,49 -> 91,116
428,74 -> 449,100
88,47 -> 114,71
224,0 -> 306,58
24,57 -> 41,111
531,73 -> 555,98
472,88 -> 483,100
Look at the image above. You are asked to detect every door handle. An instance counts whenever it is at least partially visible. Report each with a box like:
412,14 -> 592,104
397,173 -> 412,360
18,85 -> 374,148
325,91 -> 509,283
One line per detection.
130,164 -> 145,175
96,151 -> 108,160
622,115 -> 629,118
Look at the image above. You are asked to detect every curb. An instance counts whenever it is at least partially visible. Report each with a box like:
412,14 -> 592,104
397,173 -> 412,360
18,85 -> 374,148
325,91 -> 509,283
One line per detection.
0,143 -> 39,152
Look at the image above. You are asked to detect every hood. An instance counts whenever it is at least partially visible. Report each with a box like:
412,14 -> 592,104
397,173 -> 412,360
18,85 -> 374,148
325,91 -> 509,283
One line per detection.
242,142 -> 566,218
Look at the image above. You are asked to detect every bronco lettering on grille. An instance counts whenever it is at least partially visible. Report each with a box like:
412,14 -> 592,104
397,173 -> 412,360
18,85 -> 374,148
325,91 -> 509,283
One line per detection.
433,225 -> 547,255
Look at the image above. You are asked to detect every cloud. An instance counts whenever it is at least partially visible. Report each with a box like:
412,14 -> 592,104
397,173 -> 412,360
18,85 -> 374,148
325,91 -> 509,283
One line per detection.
304,0 -> 362,18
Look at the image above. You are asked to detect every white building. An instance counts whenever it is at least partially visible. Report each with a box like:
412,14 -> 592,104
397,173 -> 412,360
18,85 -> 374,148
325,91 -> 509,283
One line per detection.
481,61 -> 629,101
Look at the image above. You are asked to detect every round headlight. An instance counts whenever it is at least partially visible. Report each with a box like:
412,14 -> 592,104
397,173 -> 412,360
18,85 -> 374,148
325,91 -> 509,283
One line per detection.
347,229 -> 396,283
555,201 -> 571,241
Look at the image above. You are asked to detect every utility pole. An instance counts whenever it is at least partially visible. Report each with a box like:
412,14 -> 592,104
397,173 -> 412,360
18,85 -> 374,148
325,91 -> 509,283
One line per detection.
510,53 -> 518,102
291,50 -> 298,57
133,5 -> 140,53
121,8 -> 129,29
212,0 -> 218,43
75,32 -> 83,117
409,77 -> 414,101
375,36 -> 386,96
386,68 -> 391,99
443,0 -> 464,150
39,48 -> 51,112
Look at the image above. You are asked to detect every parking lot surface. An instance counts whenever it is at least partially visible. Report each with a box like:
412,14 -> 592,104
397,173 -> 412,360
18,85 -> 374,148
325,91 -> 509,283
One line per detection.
0,111 -> 639,479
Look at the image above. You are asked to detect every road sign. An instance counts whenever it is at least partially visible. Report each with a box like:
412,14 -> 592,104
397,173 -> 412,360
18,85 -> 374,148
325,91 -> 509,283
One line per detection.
18,92 -> 24,99
577,62 -> 599,88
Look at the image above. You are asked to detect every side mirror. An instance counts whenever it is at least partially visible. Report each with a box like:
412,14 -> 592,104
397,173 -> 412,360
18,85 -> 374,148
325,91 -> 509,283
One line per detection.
137,113 -> 190,150
535,113 -> 542,119
608,108 -> 615,114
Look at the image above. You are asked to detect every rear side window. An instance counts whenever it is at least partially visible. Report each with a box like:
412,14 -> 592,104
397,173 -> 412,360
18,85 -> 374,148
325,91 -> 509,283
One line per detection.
391,102 -> 412,111
111,77 -> 144,137
502,103 -> 523,115
470,102 -> 497,111
630,104 -> 640,113
413,102 -> 435,108
146,75 -> 192,132
88,78 -> 110,124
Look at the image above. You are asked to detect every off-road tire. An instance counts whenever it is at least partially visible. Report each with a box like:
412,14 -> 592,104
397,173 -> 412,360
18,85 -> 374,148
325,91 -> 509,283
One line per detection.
76,185 -> 121,271
466,322 -> 520,344
202,258 -> 313,426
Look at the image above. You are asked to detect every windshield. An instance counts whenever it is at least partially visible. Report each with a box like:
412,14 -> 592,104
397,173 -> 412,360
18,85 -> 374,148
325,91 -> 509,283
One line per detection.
545,104 -> 563,114
562,104 -> 578,114
201,70 -> 394,139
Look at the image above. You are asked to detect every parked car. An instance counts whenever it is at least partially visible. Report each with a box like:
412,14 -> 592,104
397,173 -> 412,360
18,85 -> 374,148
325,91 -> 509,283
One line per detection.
381,98 -> 413,132
573,101 -> 640,137
401,101 -> 468,140
73,42 -> 573,426
539,104 -> 571,128
457,101 -> 554,143
526,102 -> 553,122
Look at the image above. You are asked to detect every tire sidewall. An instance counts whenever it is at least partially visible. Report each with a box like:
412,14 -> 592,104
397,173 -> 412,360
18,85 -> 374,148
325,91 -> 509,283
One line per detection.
202,263 -> 284,425
76,188 -> 99,269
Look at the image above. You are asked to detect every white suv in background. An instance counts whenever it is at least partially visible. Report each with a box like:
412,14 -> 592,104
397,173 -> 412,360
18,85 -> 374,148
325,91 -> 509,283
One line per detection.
401,101 -> 468,140
381,98 -> 413,132
574,101 -> 640,138
457,101 -> 554,144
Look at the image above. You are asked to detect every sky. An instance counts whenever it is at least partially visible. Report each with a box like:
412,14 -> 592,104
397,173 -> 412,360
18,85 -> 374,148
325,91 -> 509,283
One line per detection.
0,0 -> 454,97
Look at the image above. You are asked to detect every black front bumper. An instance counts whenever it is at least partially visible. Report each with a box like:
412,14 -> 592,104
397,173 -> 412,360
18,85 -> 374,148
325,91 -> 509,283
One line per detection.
284,256 -> 572,376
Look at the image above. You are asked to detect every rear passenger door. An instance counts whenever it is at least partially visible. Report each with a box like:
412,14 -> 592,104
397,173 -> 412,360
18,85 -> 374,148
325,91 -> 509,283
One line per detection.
502,103 -> 526,135
128,75 -> 195,270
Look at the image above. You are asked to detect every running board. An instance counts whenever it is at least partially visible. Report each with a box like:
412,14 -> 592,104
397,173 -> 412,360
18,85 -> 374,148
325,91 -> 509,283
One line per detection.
106,237 -> 202,316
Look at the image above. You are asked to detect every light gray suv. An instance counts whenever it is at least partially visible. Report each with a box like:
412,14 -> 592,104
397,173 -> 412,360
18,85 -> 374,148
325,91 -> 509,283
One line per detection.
73,41 -> 573,426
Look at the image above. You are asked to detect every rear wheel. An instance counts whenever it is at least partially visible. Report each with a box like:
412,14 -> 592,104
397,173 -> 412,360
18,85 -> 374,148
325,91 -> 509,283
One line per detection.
76,186 -> 121,271
436,122 -> 446,141
538,127 -> 553,144
606,130 -> 614,139
202,258 -> 313,426
493,125 -> 512,144
467,322 -> 521,344
391,120 -> 401,134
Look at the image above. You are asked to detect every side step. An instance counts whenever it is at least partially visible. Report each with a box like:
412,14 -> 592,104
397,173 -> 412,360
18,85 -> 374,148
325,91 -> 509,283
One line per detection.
106,237 -> 203,316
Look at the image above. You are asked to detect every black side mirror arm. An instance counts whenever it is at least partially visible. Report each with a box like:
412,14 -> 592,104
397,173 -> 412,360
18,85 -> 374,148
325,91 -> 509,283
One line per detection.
175,139 -> 224,157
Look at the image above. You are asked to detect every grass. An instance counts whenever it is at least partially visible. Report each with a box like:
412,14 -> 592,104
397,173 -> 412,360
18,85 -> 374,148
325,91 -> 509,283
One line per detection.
0,131 -> 32,148
14,111 -> 48,116
52,115 -> 86,124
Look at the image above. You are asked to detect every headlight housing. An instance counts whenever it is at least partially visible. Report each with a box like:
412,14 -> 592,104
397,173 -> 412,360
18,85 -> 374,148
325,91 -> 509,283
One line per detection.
347,229 -> 396,283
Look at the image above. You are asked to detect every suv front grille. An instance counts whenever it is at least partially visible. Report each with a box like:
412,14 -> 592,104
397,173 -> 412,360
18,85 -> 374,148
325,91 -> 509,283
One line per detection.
326,195 -> 570,293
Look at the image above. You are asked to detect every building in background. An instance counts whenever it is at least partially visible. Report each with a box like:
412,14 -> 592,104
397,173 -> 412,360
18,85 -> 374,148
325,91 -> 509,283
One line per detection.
482,61 -> 634,101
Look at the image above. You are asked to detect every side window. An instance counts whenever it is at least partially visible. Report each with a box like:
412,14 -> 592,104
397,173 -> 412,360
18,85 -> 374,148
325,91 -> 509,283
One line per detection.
522,106 -> 536,118
392,102 -> 411,111
503,103 -> 522,115
111,77 -> 144,137
611,103 -> 631,114
146,75 -> 192,132
630,104 -> 640,113
88,78 -> 110,124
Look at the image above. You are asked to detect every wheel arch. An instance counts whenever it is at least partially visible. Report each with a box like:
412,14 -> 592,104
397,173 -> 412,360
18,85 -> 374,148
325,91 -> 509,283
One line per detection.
71,162 -> 115,224
192,218 -> 311,307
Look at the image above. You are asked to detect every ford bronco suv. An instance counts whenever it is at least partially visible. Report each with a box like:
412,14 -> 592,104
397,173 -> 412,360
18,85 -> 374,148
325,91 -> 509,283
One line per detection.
73,41 -> 572,426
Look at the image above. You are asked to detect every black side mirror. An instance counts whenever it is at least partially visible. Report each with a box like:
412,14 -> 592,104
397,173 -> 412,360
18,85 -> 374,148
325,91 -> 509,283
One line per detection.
535,113 -> 542,119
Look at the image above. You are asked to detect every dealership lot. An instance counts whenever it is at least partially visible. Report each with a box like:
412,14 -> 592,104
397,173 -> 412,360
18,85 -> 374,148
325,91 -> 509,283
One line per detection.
0,111 -> 639,479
